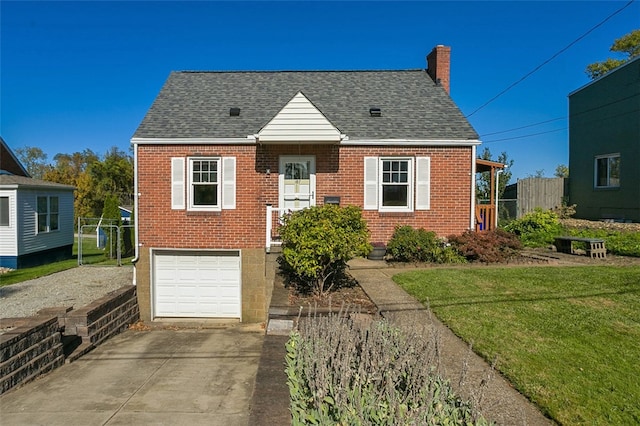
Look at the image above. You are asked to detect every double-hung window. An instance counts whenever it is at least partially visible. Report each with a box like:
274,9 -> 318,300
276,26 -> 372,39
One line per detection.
364,156 -> 430,212
36,196 -> 59,233
381,158 -> 412,211
594,154 -> 620,188
190,158 -> 221,210
171,156 -> 236,211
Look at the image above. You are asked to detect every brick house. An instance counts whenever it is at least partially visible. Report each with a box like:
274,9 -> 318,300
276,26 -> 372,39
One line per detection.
131,46 -> 482,323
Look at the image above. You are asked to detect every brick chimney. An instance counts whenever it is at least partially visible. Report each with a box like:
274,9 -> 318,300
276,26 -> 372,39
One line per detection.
426,45 -> 451,95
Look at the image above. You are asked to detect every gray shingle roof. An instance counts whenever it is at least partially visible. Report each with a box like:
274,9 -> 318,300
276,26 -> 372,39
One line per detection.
133,70 -> 478,141
0,174 -> 75,190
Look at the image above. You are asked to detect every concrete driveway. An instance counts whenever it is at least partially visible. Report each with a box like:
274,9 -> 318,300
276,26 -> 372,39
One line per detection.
0,325 -> 264,426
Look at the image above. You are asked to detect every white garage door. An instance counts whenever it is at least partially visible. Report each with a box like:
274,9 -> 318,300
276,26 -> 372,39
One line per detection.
153,250 -> 241,318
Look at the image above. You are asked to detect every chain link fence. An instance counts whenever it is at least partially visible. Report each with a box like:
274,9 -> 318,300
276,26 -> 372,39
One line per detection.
77,217 -> 135,266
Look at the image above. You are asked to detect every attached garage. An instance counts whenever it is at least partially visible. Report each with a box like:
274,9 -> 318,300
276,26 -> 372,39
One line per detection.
152,250 -> 241,319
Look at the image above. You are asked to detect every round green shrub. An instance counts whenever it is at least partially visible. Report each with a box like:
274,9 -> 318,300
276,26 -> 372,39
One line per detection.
387,225 -> 466,264
503,208 -> 564,247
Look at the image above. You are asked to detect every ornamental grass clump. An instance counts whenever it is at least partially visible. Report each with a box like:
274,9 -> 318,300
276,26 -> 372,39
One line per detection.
286,309 -> 492,425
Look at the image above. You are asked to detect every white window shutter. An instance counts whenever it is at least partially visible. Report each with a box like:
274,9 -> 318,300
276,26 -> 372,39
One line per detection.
222,157 -> 236,209
363,157 -> 378,210
171,157 -> 185,210
415,157 -> 431,210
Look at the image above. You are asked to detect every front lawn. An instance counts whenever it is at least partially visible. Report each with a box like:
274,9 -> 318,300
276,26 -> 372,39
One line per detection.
394,266 -> 640,425
1,235 -> 133,287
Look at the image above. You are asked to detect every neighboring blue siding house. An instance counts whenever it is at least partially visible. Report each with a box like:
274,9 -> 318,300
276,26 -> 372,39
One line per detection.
0,139 -> 75,269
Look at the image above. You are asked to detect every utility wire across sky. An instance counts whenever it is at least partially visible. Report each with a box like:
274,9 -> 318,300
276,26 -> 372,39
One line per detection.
466,0 -> 636,118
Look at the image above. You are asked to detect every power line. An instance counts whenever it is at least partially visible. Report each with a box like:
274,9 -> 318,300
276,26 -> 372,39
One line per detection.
483,128 -> 567,143
466,0 -> 636,118
480,117 -> 566,137
480,93 -> 639,139
483,107 -> 640,143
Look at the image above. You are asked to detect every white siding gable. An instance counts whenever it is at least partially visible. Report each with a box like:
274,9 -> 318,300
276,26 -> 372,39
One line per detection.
257,92 -> 341,143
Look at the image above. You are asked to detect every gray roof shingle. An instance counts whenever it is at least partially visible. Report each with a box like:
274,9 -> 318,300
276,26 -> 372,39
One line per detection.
133,69 -> 478,141
0,174 -> 75,190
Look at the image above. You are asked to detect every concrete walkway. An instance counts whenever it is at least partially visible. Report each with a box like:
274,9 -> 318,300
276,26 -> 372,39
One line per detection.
348,259 -> 553,425
0,325 -> 263,426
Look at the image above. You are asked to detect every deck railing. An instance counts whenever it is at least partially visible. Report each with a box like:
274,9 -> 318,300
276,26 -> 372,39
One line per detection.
476,204 -> 496,232
265,205 -> 304,252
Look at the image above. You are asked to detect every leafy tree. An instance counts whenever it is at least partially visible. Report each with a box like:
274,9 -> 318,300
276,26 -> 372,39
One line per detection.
586,29 -> 640,79
74,171 -> 95,219
14,146 -> 51,179
554,164 -> 569,178
15,145 -> 133,222
43,149 -> 101,222
476,147 -> 514,200
89,147 -> 134,212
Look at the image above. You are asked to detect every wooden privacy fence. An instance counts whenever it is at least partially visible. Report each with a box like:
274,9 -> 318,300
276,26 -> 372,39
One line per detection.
503,178 -> 568,219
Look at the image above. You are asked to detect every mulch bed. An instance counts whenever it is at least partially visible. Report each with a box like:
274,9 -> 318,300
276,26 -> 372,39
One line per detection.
287,282 -> 378,315
284,245 -> 640,316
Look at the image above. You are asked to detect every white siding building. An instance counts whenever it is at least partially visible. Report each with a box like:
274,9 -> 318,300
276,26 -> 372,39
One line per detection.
0,174 -> 75,269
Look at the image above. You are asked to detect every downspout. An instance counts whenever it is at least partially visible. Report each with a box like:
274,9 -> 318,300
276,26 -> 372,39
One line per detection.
131,141 -> 139,286
470,145 -> 477,231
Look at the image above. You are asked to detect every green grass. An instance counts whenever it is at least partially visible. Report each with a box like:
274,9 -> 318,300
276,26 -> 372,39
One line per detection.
394,266 -> 640,425
1,235 -> 133,287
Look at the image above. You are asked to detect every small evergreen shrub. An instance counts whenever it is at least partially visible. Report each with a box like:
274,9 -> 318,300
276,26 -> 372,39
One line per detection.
286,312 -> 492,425
279,205 -> 371,296
386,225 -> 466,264
503,208 -> 564,247
449,229 -> 522,263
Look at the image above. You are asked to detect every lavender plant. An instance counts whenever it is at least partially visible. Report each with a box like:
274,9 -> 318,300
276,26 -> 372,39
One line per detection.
286,309 -> 493,425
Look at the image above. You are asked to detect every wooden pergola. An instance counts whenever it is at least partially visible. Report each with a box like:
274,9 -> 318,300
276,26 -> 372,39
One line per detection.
476,159 -> 506,232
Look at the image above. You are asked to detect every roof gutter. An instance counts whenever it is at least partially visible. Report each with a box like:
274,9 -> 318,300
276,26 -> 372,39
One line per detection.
131,136 -> 257,145
340,138 -> 481,146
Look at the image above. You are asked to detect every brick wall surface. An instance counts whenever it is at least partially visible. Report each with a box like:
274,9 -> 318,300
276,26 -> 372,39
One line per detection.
137,144 -> 473,249
136,143 -> 473,322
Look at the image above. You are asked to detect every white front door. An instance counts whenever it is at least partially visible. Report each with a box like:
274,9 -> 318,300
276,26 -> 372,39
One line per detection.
279,156 -> 316,210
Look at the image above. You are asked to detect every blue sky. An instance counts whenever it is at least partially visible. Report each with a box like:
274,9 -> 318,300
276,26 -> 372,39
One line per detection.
2,1 -> 638,181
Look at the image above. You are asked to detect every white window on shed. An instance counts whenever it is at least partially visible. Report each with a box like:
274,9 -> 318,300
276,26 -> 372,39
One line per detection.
0,197 -> 9,226
36,196 -> 59,233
